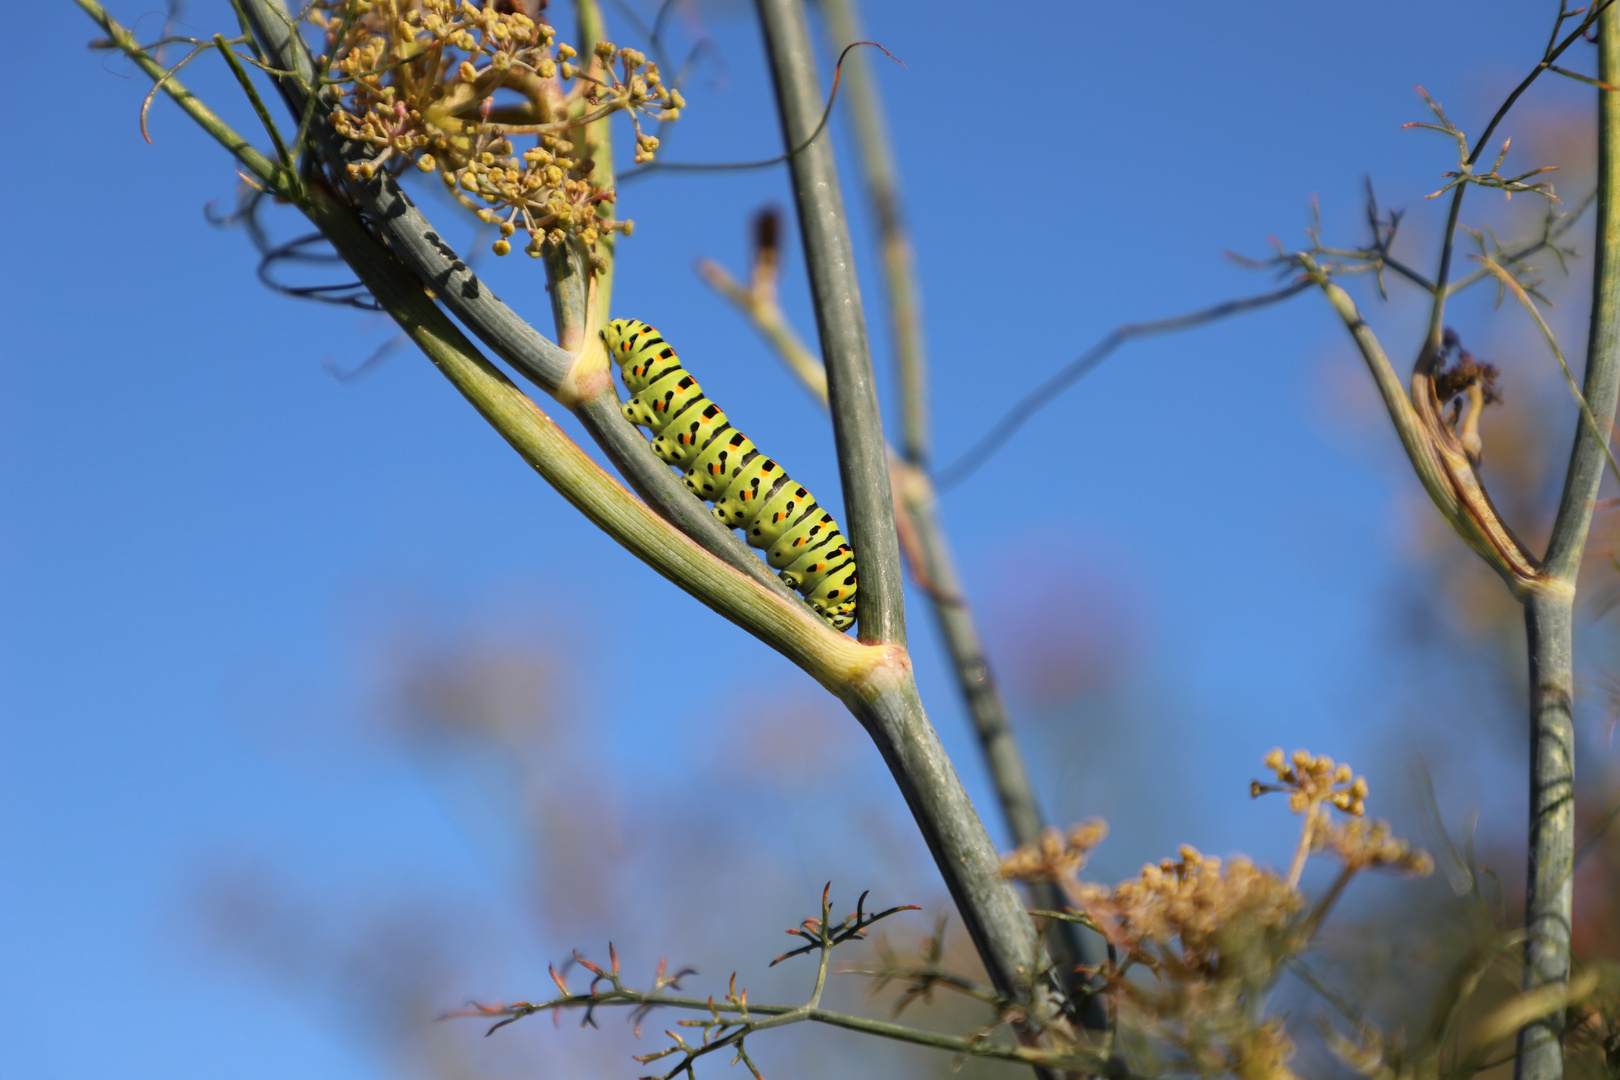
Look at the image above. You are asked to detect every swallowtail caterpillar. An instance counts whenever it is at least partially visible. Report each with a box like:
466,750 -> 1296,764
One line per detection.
601,319 -> 858,632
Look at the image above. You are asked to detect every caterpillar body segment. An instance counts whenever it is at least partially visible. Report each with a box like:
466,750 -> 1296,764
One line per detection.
602,318 -> 858,632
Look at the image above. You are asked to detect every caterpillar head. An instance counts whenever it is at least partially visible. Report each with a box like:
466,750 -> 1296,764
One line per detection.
601,319 -> 654,367
601,319 -> 672,394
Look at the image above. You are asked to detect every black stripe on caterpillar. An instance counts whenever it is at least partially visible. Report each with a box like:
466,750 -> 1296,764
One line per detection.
601,319 -> 858,632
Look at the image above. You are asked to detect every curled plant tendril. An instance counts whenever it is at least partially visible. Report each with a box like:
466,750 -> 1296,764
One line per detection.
619,40 -> 903,182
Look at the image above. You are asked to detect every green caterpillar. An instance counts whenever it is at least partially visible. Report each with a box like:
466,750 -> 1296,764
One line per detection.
601,319 -> 858,632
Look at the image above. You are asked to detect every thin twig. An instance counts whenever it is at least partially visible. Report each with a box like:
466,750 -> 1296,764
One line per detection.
934,280 -> 1310,492
213,33 -> 292,169
1424,1 -> 1611,353
755,0 -> 1064,1042
140,42 -> 209,144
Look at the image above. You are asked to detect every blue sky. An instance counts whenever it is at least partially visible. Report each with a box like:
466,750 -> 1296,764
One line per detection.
4,1 -> 1609,1077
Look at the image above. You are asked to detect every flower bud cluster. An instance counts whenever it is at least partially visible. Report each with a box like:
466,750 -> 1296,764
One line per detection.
990,751 -> 1435,1080
1254,748 -> 1368,817
1311,815 -> 1434,875
312,1 -> 681,261
449,128 -> 624,257
1077,846 -> 1302,972
999,819 -> 1107,885
584,39 -> 684,164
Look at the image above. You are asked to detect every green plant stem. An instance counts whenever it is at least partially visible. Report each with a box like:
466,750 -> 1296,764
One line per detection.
754,0 -> 1069,1042
236,0 -> 798,604
1545,16 -> 1620,584
892,465 -> 1105,1030
699,251 -> 1101,1031
756,0 -> 906,647
1515,9 -> 1620,1079
212,32 -> 293,168
541,0 -> 614,353
818,0 -> 927,468
838,660 -> 1057,1023
1516,589 -> 1577,1080
804,3 -> 1094,1009
693,257 -> 829,400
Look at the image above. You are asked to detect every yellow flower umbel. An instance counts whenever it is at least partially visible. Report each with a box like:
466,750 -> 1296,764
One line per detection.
312,0 -> 682,263
1252,748 -> 1370,886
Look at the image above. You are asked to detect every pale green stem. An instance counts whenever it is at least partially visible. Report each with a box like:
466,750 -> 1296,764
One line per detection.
754,0 -> 1068,1042
541,0 -> 615,352
818,0 -> 927,467
810,1 -> 1069,926
699,251 -> 1101,1030
756,0 -> 906,647
1514,8 -> 1620,1079
694,258 -> 828,400
894,468 -> 1107,1031
1515,590 -> 1577,1080
1544,9 -> 1620,586
840,667 -> 1061,1026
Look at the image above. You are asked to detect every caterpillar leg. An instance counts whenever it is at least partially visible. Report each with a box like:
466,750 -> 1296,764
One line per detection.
824,608 -> 856,632
777,539 -> 852,590
806,569 -> 857,614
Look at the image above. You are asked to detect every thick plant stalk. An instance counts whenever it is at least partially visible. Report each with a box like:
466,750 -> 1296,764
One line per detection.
1516,588 -> 1578,1080
542,0 -> 614,353
702,246 -> 1100,1019
840,668 -> 1058,1016
892,467 -> 1106,1030
1515,8 -> 1620,1078
813,0 -> 1099,1021
755,0 -> 905,648
754,0 -> 1064,1036
817,0 -> 926,467
1543,6 -> 1620,588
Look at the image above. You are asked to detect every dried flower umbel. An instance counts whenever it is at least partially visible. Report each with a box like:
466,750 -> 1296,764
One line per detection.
314,0 -> 683,262
1000,749 -> 1433,1080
